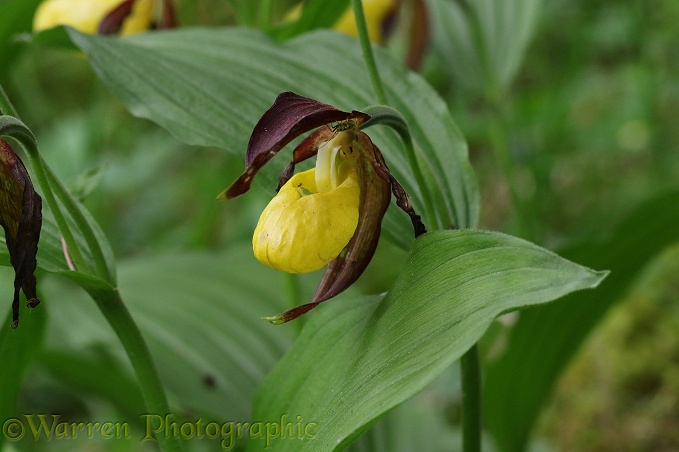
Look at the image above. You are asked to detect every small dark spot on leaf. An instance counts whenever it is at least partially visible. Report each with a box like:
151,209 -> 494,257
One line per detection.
202,373 -> 217,389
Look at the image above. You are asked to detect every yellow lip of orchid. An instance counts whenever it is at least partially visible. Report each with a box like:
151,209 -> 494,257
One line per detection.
220,92 -> 425,324
253,166 -> 360,274
33,0 -> 176,36
253,130 -> 362,274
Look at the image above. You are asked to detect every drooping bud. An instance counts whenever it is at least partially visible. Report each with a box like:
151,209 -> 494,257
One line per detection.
0,139 -> 42,328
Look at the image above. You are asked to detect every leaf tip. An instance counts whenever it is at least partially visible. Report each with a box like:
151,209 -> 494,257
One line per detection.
591,269 -> 611,287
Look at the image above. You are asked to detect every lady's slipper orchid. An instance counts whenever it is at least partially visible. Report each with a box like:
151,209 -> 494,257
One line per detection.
283,0 -> 428,69
33,0 -> 176,36
220,92 -> 425,324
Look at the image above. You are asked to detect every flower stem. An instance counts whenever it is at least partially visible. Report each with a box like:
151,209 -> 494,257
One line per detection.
257,0 -> 275,29
350,0 -> 388,105
461,344 -> 482,452
0,85 -> 15,117
283,272 -> 304,335
89,289 -> 184,452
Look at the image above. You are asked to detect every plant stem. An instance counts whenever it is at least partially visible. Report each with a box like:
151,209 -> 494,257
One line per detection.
90,289 -> 184,452
350,0 -> 388,105
0,84 -> 181,451
257,0 -> 275,29
0,84 -> 15,116
283,272 -> 304,335
461,344 -> 481,452
486,106 -> 531,239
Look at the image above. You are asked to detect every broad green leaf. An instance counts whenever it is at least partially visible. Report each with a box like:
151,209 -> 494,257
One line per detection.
428,0 -> 541,94
40,349 -> 146,421
484,190 -> 679,452
43,247 -> 320,420
248,229 -> 607,451
348,366 -> 459,452
66,27 -> 480,241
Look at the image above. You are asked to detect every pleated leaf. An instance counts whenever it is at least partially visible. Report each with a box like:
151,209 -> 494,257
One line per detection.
248,229 -> 608,451
429,0 -> 541,93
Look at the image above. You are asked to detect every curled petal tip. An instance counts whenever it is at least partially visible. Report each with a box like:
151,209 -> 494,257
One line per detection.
261,315 -> 287,325
263,302 -> 320,325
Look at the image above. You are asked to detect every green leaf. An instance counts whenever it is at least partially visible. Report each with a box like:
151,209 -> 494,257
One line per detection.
43,247 -> 317,420
248,229 -> 607,451
28,24 -> 79,50
40,349 -> 146,421
428,0 -> 542,94
66,26 -> 480,240
484,189 -> 679,452
0,0 -> 43,66
348,367 -> 459,452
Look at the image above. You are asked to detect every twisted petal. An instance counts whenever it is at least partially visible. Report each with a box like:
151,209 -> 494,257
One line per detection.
99,0 -> 177,34
356,132 -> 426,236
253,168 -> 360,274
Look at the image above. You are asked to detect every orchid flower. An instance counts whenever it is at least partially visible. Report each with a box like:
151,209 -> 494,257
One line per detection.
33,0 -> 176,35
220,92 -> 425,324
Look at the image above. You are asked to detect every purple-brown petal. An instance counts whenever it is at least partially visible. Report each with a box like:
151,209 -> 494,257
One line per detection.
158,0 -> 178,29
405,0 -> 429,71
311,153 -> 391,303
220,92 -> 370,199
98,0 -> 135,35
246,92 -> 370,167
357,133 -> 427,237
0,139 -> 42,329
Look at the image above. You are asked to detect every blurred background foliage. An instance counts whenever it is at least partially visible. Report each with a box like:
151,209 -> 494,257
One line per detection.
0,0 -> 678,450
